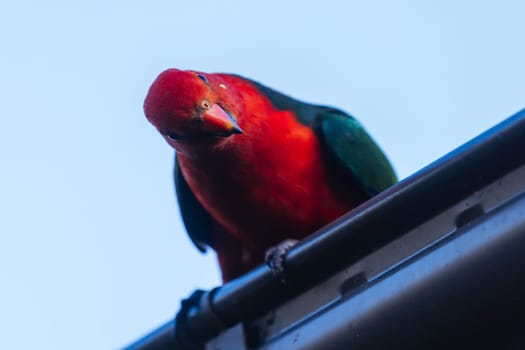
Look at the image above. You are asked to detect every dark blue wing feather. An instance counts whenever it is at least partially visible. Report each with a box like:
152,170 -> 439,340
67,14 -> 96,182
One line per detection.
174,154 -> 214,252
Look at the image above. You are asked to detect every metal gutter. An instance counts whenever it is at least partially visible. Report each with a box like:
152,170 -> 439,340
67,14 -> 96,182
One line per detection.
125,108 -> 525,350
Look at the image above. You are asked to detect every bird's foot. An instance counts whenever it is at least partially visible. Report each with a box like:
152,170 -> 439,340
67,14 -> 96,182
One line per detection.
265,239 -> 299,282
175,289 -> 205,347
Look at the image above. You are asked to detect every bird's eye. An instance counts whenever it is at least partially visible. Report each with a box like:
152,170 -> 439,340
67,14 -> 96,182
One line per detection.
166,133 -> 181,141
200,100 -> 211,110
196,74 -> 208,84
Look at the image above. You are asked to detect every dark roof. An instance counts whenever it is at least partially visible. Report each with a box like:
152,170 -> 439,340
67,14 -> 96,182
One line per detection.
126,108 -> 525,350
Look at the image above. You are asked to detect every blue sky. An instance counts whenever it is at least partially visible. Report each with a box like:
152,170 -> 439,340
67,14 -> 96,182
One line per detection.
1,1 -> 524,349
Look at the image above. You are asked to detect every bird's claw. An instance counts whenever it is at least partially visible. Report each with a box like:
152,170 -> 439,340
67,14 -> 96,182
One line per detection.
265,239 -> 299,282
175,289 -> 205,348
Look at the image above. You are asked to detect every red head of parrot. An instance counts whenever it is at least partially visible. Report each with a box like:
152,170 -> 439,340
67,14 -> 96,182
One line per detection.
144,69 -> 242,153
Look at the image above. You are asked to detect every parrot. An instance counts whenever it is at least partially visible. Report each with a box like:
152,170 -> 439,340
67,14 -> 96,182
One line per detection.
143,69 -> 397,282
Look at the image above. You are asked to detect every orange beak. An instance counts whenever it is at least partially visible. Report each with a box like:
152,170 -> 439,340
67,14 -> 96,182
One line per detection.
201,104 -> 243,136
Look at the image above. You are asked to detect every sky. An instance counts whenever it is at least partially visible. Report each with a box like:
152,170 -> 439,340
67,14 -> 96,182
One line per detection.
1,1 -> 524,349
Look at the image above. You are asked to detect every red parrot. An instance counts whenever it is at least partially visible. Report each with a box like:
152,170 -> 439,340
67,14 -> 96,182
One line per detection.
144,69 -> 397,282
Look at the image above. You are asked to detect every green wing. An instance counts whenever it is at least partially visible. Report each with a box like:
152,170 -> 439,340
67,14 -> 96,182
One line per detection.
317,109 -> 397,195
242,76 -> 398,195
